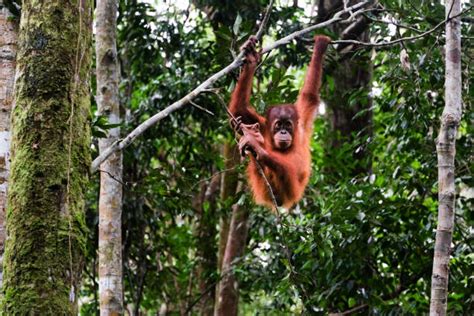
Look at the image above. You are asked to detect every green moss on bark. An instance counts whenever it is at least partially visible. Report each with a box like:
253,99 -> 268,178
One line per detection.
2,1 -> 92,314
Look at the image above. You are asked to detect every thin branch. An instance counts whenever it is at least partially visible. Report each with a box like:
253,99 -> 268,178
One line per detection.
201,88 -> 227,108
189,100 -> 214,116
332,5 -> 472,47
252,156 -> 279,213
340,304 -> 369,315
97,169 -> 128,188
362,13 -> 424,34
90,1 -> 370,172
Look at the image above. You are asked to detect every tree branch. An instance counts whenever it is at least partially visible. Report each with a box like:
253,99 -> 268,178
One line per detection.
255,0 -> 274,42
90,1 -> 370,172
260,1 -> 368,54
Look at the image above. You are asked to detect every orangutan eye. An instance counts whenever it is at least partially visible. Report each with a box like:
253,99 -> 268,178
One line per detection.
274,121 -> 281,130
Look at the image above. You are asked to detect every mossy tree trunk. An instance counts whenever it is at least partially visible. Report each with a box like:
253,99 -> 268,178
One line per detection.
430,0 -> 462,314
0,2 -> 18,289
2,0 -> 92,314
95,0 -> 124,314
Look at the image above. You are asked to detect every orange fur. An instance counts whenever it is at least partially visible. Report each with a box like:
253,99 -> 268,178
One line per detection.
229,35 -> 330,209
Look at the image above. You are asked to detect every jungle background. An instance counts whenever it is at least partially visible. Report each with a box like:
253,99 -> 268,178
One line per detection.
81,0 -> 473,314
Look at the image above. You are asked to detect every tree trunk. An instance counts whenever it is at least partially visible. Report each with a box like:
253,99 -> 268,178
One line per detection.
96,0 -> 124,314
2,0 -> 91,314
0,2 -> 18,290
217,142 -> 240,272
430,0 -> 462,315
215,183 -> 249,316
194,173 -> 220,316
214,142 -> 240,315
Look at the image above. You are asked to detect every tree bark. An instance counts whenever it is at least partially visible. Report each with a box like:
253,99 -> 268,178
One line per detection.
215,183 -> 249,316
96,0 -> 124,314
430,0 -> 462,315
0,2 -> 18,290
2,0 -> 91,314
213,143 -> 240,314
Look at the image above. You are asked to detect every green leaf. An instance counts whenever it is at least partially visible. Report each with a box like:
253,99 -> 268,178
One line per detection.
348,297 -> 356,308
233,14 -> 242,36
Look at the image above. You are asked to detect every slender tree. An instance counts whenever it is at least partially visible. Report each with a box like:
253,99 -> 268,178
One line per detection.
212,143 -> 240,314
0,1 -> 17,289
96,0 -> 123,314
2,0 -> 91,313
217,143 -> 240,272
215,183 -> 249,316
430,0 -> 462,314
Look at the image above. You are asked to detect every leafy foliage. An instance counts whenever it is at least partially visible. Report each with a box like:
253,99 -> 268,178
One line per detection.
80,0 -> 473,314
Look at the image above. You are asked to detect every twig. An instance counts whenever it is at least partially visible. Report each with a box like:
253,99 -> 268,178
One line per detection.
252,158 -> 279,213
202,88 -> 239,129
97,168 -> 128,188
188,165 -> 239,192
189,100 -> 214,116
90,1 -> 370,172
201,88 -> 228,110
